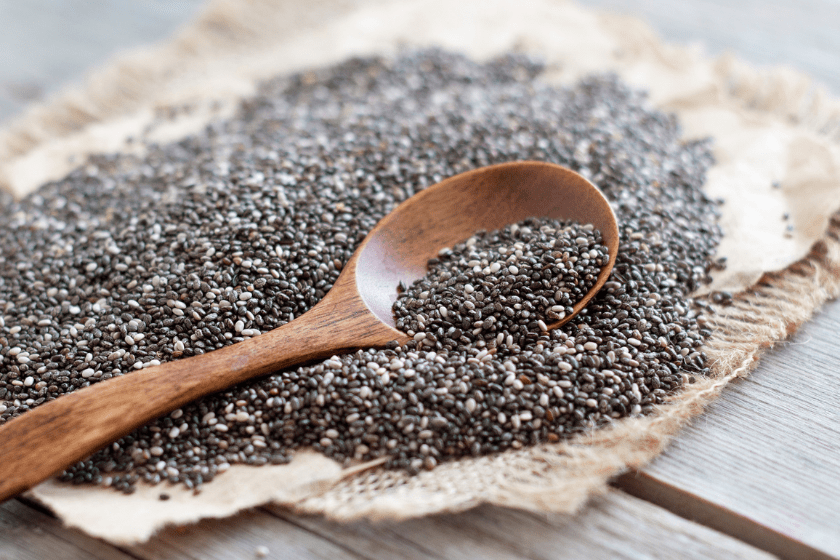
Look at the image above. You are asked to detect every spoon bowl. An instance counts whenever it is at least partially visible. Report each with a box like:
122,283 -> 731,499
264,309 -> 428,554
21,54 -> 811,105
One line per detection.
355,161 -> 618,328
0,161 -> 617,501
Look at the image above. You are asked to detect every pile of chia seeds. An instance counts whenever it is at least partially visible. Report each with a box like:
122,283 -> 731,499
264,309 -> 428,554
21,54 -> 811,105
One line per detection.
0,50 -> 720,493
395,218 -> 608,347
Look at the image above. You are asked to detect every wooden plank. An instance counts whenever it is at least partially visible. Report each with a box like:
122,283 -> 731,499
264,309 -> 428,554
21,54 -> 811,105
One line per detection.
267,490 -> 776,560
1,0 -> 839,559
0,500 -> 135,560
127,508 -> 368,560
0,0 -> 204,123
617,297 -> 840,560
578,0 -> 840,557
617,473 -> 834,560
580,0 -> 840,93
4,486 -> 775,560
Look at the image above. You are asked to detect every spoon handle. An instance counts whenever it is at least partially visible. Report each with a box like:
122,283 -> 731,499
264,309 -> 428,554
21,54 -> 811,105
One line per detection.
0,290 -> 399,502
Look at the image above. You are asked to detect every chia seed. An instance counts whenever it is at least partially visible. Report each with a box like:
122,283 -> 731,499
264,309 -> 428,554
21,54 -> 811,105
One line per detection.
395,218 -> 608,347
0,49 -> 720,492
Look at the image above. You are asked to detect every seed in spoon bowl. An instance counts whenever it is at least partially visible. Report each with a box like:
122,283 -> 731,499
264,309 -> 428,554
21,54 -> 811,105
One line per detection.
394,218 -> 609,348
0,161 -> 617,502
0,50 -> 719,495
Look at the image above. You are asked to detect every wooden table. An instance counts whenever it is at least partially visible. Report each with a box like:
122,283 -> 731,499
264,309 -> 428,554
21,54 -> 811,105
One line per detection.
1,1 -> 839,558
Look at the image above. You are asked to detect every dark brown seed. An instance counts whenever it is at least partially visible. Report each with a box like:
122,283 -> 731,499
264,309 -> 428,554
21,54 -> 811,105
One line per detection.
0,49 -> 720,494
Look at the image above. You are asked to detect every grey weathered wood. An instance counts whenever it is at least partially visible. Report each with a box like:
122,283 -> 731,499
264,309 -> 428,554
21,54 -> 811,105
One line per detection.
580,0 -> 840,94
0,0 -> 204,124
620,297 -> 840,560
576,1 -> 840,558
267,491 -> 776,560
1,0 -> 839,558
1,489 -> 777,560
0,500 -> 134,560
126,507 -> 367,560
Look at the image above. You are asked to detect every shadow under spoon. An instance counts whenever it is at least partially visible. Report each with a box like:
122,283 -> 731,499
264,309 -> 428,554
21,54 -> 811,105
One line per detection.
0,160 -> 618,502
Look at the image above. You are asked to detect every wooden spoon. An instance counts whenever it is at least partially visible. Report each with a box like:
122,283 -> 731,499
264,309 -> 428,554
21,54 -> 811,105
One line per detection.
0,160 -> 618,502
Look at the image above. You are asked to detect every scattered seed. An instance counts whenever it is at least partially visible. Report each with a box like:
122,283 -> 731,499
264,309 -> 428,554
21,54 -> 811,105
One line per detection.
0,50 -> 718,495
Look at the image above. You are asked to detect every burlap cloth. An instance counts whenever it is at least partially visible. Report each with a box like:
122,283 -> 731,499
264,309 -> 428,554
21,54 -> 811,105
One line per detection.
2,0 -> 840,544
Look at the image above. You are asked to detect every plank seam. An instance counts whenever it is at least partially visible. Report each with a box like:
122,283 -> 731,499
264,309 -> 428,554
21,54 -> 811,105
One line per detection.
260,506 -> 382,560
613,473 -> 836,560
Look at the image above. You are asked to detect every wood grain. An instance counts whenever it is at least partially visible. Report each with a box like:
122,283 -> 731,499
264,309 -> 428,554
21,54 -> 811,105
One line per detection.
617,473 -> 835,560
10,488 -> 769,560
1,0 -> 839,557
0,500 -> 132,560
0,1 -> 205,124
0,161 -> 617,503
621,297 -> 840,559
3,490 -> 775,560
0,286 -> 399,503
127,507 -> 365,560
266,491 -> 776,560
582,0 -> 840,94
353,161 -> 619,328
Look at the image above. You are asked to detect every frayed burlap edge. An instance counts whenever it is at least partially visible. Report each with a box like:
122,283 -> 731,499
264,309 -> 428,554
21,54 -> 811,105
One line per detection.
289,29 -> 840,520
3,0 -> 840,197
0,0 -> 368,193
3,0 -> 840,535
293,218 -> 840,521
